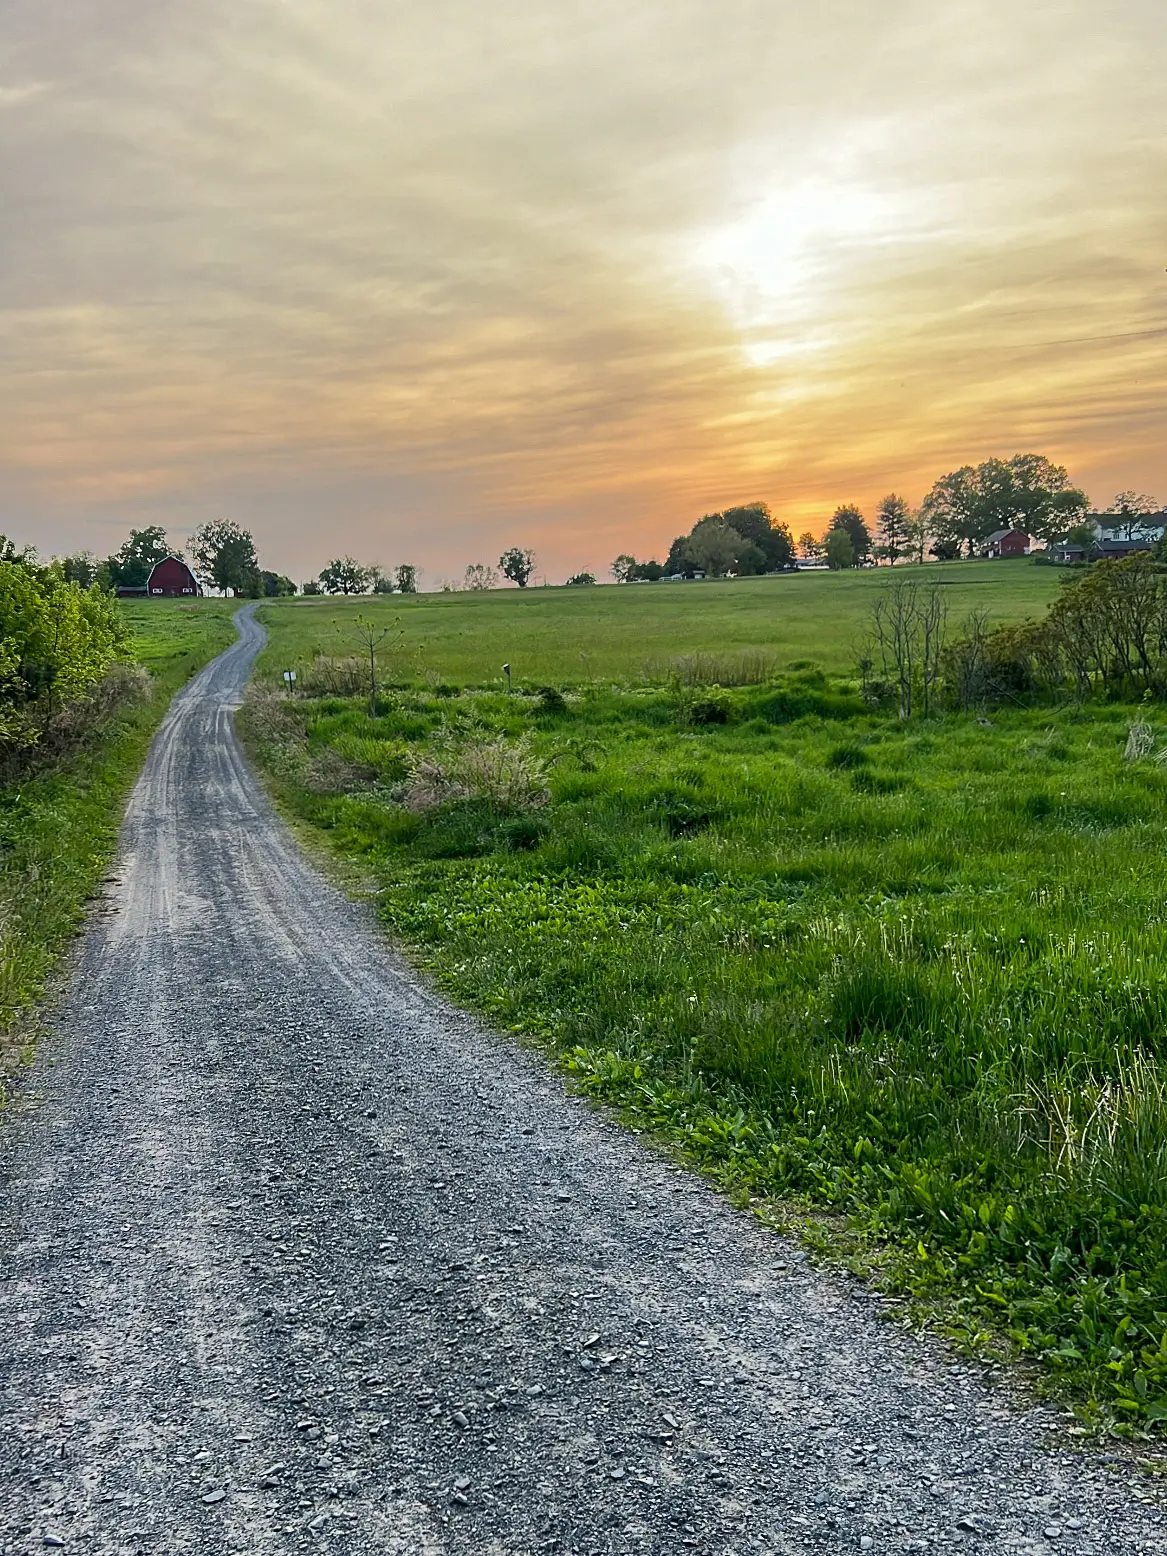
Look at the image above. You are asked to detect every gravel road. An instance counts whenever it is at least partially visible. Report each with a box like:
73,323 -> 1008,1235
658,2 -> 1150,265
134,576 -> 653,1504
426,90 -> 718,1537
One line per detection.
1,606 -> 1163,1556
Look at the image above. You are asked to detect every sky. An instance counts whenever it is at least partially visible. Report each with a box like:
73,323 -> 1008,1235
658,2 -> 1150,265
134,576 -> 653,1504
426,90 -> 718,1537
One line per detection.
1,0 -> 1164,585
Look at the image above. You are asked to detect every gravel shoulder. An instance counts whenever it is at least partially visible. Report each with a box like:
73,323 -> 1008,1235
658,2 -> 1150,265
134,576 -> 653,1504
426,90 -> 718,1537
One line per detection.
1,606 -> 1163,1555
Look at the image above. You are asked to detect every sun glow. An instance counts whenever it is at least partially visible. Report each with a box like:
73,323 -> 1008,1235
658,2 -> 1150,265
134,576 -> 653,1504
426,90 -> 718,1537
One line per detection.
693,173 -> 921,367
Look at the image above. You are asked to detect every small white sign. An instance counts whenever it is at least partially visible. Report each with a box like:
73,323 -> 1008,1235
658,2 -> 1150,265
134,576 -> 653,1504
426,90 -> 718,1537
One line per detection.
282,670 -> 297,683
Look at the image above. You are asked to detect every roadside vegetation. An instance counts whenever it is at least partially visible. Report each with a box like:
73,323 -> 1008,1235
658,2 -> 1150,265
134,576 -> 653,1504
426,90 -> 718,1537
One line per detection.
246,558 -> 1167,1433
0,574 -> 236,1074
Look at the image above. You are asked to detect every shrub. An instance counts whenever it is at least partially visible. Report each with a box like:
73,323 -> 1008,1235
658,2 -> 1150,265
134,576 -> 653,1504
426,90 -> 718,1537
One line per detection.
298,656 -> 367,697
534,686 -> 568,716
397,734 -> 551,814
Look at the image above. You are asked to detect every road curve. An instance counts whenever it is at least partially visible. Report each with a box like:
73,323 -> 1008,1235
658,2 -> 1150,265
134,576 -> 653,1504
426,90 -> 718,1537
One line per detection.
1,606 -> 1162,1555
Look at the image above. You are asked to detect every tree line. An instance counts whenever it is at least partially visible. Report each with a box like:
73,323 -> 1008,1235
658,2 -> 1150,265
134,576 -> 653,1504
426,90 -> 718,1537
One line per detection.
611,454 -> 1101,580
61,521 -> 295,598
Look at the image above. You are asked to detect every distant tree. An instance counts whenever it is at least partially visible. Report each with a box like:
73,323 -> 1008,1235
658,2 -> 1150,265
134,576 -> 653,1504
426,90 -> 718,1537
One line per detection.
923,455 -> 1088,554
371,568 -> 396,594
1066,520 -> 1100,555
797,530 -> 823,562
631,559 -> 664,581
929,536 -> 961,561
260,570 -> 296,597
499,547 -> 536,588
687,521 -> 752,578
920,467 -> 982,558
60,552 -> 101,588
611,554 -> 638,583
825,529 -> 854,570
395,563 -> 419,594
903,510 -> 930,566
1105,490 -> 1161,540
191,520 -> 261,596
319,558 -> 371,594
301,578 -> 323,595
717,503 -> 796,571
564,571 -> 596,586
980,454 -> 1088,543
665,535 -> 697,576
827,505 -> 871,565
875,494 -> 911,565
105,526 -> 173,590
464,563 -> 499,591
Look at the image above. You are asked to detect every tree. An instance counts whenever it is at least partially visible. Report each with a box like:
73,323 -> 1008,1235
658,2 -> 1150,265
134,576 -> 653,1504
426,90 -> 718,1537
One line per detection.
499,547 -> 536,588
371,568 -> 396,595
828,504 -> 871,564
825,529 -> 854,570
564,572 -> 596,586
797,531 -> 823,562
105,526 -> 173,589
61,552 -> 100,588
930,536 -> 961,561
868,579 -> 947,718
464,563 -> 499,591
923,455 -> 1088,554
982,453 -> 1088,542
687,522 -> 750,577
395,564 -> 418,594
875,494 -> 911,565
260,570 -> 296,597
191,520 -> 260,596
318,558 -> 371,594
1105,491 -> 1161,541
631,559 -> 664,581
302,578 -> 323,596
920,467 -> 983,558
611,554 -> 638,583
665,535 -> 697,576
716,503 -> 796,571
903,510 -> 930,566
350,614 -> 403,717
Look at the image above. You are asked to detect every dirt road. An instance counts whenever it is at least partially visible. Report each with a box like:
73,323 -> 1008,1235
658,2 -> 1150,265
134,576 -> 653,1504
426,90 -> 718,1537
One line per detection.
0,607 -> 1162,1554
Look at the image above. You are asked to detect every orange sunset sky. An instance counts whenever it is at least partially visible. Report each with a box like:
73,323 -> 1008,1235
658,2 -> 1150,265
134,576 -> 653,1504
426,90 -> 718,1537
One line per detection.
2,0 -> 1165,585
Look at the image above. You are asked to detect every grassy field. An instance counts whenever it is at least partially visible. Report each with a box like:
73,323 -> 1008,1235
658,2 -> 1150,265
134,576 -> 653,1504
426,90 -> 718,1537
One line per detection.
255,560 -> 1061,685
244,568 -> 1167,1433
0,600 -> 237,1073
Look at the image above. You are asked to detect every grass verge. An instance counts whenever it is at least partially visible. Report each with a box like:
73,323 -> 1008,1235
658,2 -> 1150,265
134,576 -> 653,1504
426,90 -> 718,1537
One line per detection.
240,663 -> 1167,1437
0,600 -> 237,1077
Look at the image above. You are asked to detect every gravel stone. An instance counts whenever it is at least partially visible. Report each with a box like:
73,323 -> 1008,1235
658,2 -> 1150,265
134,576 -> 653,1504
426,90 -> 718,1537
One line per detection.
0,605 -> 1164,1554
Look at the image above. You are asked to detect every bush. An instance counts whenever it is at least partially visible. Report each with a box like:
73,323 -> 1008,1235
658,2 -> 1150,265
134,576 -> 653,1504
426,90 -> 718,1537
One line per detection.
0,555 -> 127,762
534,686 -> 568,716
397,734 -> 551,814
298,656 -> 368,697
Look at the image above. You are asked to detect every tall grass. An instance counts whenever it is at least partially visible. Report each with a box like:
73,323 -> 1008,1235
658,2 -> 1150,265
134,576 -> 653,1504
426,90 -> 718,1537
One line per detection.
243,673 -> 1167,1430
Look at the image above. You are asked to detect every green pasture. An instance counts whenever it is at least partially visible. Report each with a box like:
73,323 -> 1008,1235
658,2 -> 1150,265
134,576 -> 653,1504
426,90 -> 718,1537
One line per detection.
0,599 -> 236,1068
242,573 -> 1167,1430
256,560 -> 1061,686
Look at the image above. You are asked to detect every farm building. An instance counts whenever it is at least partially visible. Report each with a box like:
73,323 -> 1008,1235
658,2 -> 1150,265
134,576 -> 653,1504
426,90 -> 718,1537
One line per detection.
116,558 -> 202,599
983,529 -> 1031,559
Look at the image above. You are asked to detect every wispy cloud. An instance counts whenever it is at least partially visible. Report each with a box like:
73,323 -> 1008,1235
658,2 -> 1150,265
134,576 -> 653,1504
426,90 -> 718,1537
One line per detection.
1,0 -> 1164,578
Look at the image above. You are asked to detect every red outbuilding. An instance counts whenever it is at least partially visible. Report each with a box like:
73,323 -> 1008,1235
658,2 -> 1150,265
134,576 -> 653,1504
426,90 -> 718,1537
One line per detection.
145,557 -> 201,597
983,529 -> 1031,559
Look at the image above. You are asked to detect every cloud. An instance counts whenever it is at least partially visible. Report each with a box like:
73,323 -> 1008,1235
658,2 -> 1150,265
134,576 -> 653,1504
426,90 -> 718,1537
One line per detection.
1,0 -> 1164,576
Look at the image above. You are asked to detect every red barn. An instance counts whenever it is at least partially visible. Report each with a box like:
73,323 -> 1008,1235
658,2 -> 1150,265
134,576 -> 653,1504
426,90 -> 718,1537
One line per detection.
146,557 -> 201,597
984,529 -> 1031,559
